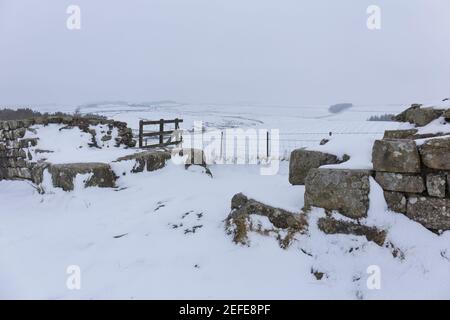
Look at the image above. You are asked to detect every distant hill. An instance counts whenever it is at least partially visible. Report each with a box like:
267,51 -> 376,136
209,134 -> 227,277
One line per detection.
329,103 -> 353,114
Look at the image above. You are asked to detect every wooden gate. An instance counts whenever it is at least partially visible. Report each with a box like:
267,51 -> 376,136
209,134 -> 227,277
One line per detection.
138,118 -> 183,148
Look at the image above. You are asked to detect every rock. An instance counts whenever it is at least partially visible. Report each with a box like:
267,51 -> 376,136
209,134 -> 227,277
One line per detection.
1,128 -> 26,140
31,162 -> 50,185
406,196 -> 450,230
0,167 -> 32,180
372,139 -> 421,173
374,172 -> 425,193
289,149 -> 339,185
0,157 -> 27,168
317,217 -> 386,246
19,138 -> 38,148
444,109 -> 450,121
383,129 -> 418,140
101,134 -> 112,142
0,148 -> 27,159
304,169 -> 371,219
394,104 -> 421,122
383,129 -> 450,141
383,191 -> 407,213
49,163 -> 116,191
115,151 -> 171,173
419,137 -> 450,170
426,174 -> 446,198
394,105 -> 443,127
225,193 -> 307,248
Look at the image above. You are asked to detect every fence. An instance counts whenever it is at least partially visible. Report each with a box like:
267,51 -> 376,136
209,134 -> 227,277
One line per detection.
178,129 -> 385,162
138,118 -> 183,148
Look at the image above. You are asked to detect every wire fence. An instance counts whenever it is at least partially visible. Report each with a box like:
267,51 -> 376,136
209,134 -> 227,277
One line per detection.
162,129 -> 386,162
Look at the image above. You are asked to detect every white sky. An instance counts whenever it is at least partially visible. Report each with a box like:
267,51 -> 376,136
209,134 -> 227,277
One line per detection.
0,0 -> 449,106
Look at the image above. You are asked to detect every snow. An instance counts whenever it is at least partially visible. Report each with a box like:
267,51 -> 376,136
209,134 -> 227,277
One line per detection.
1,101 -> 450,299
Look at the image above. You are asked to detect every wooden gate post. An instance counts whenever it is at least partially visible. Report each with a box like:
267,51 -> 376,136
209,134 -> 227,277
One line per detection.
159,119 -> 164,144
139,120 -> 143,148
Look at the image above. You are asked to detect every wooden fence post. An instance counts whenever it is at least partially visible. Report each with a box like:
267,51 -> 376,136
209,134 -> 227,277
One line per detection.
159,119 -> 164,144
266,131 -> 269,158
139,120 -> 143,148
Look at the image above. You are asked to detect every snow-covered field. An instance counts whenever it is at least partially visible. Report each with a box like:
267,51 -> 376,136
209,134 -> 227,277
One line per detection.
2,101 -> 450,299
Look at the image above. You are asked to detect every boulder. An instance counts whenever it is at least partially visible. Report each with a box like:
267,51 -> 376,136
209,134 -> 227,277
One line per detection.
115,151 -> 171,173
382,129 -> 450,141
49,163 -> 116,191
406,196 -> 450,230
374,172 -> 425,193
426,174 -> 446,198
304,169 -> 371,219
289,149 -> 339,185
444,109 -> 450,121
317,217 -> 386,246
383,129 -> 418,140
383,191 -> 407,213
372,139 -> 421,173
394,105 -> 443,127
225,193 -> 307,248
419,137 -> 450,170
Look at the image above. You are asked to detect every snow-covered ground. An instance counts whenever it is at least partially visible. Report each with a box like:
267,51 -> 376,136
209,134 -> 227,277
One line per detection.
1,101 -> 450,299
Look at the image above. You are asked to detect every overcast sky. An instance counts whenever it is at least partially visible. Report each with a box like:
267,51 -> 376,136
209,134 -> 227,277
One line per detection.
0,0 -> 449,107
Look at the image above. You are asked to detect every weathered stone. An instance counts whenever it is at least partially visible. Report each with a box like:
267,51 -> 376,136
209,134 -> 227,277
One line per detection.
49,163 -> 116,191
0,157 -> 27,168
426,174 -> 446,198
372,139 -> 421,173
419,137 -> 450,170
383,191 -> 407,213
383,129 -> 450,141
0,148 -> 27,159
101,134 -> 112,142
289,149 -> 339,185
225,193 -> 307,247
31,162 -> 50,185
0,167 -> 32,180
444,109 -> 450,121
317,217 -> 386,246
19,138 -> 38,148
304,169 -> 371,219
374,172 -> 425,193
1,128 -> 26,140
394,104 -> 421,122
115,151 -> 171,173
395,105 -> 443,127
406,196 -> 450,230
383,129 -> 418,140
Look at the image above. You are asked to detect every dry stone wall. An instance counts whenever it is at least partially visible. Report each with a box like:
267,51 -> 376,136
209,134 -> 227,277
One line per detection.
372,136 -> 450,231
293,103 -> 450,233
0,120 -> 38,181
0,116 -> 136,185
